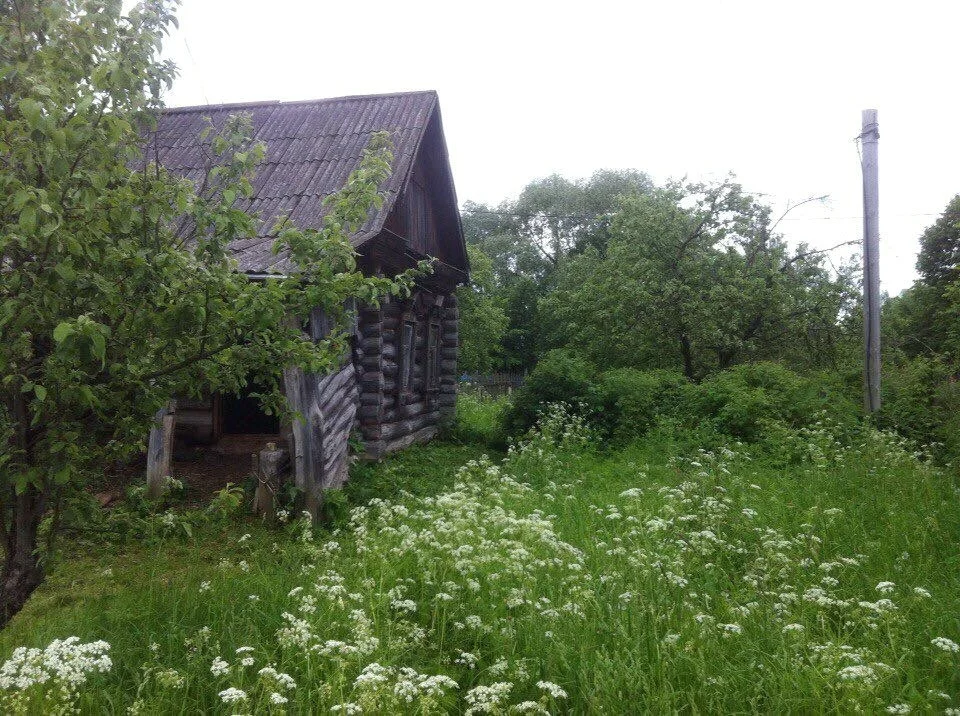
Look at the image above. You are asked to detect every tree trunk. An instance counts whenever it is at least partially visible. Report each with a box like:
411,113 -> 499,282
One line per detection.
0,486 -> 46,627
680,334 -> 695,380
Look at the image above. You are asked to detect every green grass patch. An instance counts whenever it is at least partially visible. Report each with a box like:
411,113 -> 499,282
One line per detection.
3,408 -> 960,714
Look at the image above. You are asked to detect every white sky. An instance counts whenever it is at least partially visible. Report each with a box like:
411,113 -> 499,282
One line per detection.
155,0 -> 960,295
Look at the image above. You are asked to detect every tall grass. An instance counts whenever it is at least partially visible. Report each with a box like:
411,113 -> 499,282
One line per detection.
2,403 -> 960,713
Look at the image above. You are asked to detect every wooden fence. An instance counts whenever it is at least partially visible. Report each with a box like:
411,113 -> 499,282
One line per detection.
459,371 -> 526,394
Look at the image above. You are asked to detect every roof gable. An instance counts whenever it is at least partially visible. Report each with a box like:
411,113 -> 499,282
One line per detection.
383,106 -> 469,274
149,91 -> 462,274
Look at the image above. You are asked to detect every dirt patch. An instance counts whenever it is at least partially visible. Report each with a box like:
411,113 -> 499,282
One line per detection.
100,434 -> 284,507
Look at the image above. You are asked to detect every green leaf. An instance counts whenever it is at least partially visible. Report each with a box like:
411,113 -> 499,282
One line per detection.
55,263 -> 76,281
53,322 -> 74,343
19,98 -> 42,130
12,189 -> 31,210
19,205 -> 36,233
33,385 -> 47,402
90,330 -> 106,366
53,465 -> 72,485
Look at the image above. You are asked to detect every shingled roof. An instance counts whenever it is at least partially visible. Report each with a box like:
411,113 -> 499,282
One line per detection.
150,90 -> 444,273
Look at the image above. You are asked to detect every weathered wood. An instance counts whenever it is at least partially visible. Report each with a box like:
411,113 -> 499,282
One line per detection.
253,442 -> 288,519
145,401 -> 176,499
364,425 -> 440,459
359,336 -> 383,353
283,360 -> 359,519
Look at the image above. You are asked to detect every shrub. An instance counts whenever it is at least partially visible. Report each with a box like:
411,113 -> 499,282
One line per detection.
594,368 -> 690,443
500,350 -> 599,437
687,362 -> 860,442
880,356 -> 960,462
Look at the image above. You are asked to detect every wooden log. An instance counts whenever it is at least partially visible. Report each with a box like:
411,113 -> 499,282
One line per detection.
283,367 -> 324,519
145,400 -> 176,499
253,442 -> 288,519
379,412 -> 439,440
367,425 -> 440,458
359,392 -> 380,406
399,402 -> 426,418
359,336 -> 382,354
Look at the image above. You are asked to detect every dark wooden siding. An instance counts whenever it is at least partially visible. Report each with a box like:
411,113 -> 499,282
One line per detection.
383,110 -> 465,270
357,290 -> 458,457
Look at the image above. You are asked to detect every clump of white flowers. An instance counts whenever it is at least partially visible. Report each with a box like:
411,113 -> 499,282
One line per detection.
0,637 -> 112,712
931,637 -> 959,653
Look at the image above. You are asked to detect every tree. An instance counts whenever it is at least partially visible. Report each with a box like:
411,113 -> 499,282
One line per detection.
459,170 -> 653,371
899,196 -> 960,357
456,245 -> 507,374
0,0 -> 415,623
540,180 -> 857,379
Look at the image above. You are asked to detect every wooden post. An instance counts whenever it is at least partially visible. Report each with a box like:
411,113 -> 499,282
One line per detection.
145,400 -> 177,499
253,442 -> 286,519
861,109 -> 881,413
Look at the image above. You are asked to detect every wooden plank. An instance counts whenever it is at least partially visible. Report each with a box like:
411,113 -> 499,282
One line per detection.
145,401 -> 177,499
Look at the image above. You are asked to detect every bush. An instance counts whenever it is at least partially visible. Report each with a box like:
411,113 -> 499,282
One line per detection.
594,368 -> 690,443
500,350 -> 600,437
500,358 -> 862,452
688,362 -> 859,442
880,356 -> 960,462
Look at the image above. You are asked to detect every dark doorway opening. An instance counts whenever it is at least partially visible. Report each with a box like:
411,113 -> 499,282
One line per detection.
222,385 -> 280,435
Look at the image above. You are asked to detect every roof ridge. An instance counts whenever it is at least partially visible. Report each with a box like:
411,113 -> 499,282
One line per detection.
162,90 -> 438,114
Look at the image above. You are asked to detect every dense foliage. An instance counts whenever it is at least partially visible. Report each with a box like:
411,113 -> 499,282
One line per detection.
455,246 -> 507,374
501,352 -> 860,456
459,176 -> 858,380
0,0 -> 415,623
878,196 -> 960,461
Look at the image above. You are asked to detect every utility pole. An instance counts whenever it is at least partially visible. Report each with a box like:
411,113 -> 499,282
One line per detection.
860,109 -> 881,413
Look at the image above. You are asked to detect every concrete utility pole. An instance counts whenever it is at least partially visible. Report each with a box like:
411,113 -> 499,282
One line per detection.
860,109 -> 881,413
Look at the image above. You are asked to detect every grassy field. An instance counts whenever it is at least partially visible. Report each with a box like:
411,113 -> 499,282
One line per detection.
3,400 -> 960,714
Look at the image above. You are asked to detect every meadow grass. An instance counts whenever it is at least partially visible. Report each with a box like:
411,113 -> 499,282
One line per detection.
2,405 -> 960,714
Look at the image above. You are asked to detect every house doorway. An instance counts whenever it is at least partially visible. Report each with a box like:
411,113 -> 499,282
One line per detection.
221,384 -> 281,435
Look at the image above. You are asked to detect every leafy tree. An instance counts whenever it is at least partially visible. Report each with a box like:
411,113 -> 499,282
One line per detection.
460,170 -> 653,371
0,0 -> 415,623
512,170 -> 654,267
540,180 -> 857,379
917,196 -> 960,288
895,196 -> 960,357
456,245 -> 507,374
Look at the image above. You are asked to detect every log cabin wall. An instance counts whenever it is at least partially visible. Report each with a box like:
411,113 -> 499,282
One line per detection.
283,306 -> 361,498
358,289 -> 458,458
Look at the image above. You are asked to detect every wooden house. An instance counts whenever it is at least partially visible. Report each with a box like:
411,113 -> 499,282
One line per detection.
146,91 -> 468,503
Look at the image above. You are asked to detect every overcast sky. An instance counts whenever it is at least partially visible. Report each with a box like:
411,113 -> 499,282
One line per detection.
155,0 -> 960,295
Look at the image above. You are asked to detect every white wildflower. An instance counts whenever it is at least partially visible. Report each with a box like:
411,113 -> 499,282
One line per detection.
537,680 -> 567,699
932,637 -> 959,653
218,687 -> 247,703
